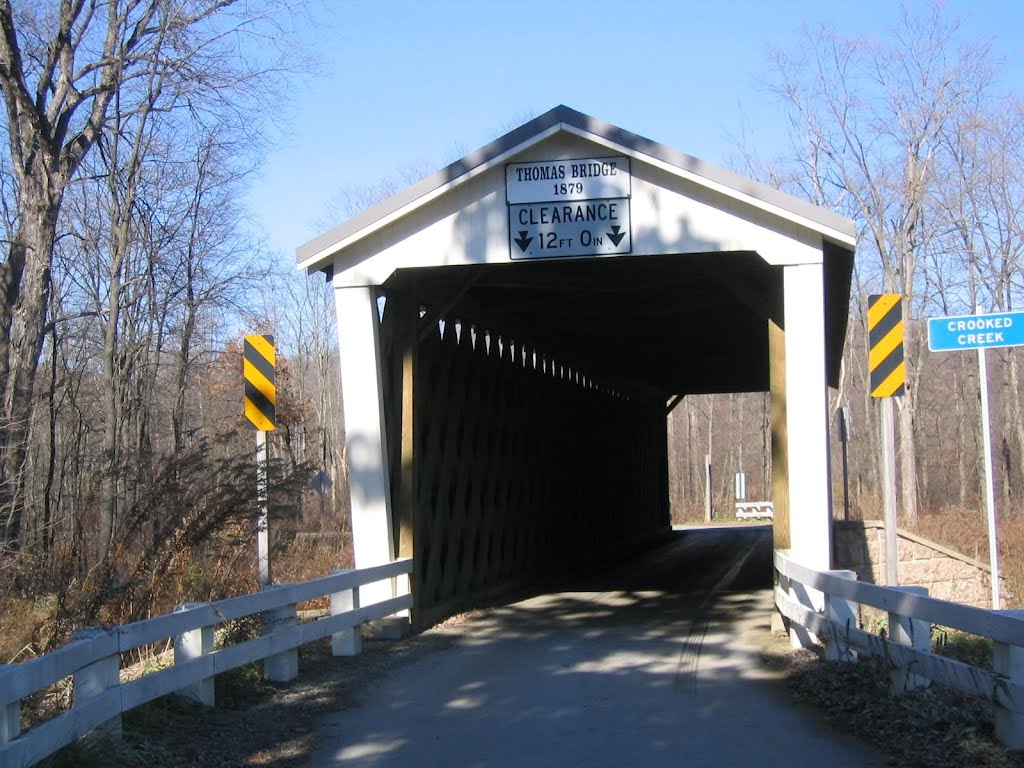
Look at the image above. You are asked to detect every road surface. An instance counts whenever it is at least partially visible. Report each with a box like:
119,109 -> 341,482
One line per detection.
308,526 -> 885,767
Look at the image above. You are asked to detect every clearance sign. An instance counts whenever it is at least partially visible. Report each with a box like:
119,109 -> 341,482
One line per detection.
506,156 -> 632,260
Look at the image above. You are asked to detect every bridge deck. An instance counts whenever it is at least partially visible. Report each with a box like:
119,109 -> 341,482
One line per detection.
308,528 -> 885,767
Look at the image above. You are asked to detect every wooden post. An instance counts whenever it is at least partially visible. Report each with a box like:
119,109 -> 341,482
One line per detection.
262,589 -> 298,682
773,568 -> 791,637
994,610 -> 1024,750
0,665 -> 19,745
769,319 -> 789,552
173,603 -> 215,707
330,574 -> 361,656
824,570 -> 858,662
888,586 -> 930,693
72,628 -> 122,738
392,287 -> 418,620
769,319 -> 790,639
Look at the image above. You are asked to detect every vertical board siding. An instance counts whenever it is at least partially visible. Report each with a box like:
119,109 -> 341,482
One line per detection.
381,289 -> 669,622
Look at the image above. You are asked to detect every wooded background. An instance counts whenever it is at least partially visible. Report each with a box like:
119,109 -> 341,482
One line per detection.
1,2 -> 1023,659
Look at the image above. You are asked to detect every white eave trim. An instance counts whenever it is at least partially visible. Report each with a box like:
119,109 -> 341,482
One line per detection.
559,124 -> 858,249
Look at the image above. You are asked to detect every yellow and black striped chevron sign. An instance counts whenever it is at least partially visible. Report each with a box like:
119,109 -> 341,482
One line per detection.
868,294 -> 905,398
244,334 -> 276,430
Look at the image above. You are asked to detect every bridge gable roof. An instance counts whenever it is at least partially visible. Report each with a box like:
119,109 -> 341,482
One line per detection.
296,105 -> 855,277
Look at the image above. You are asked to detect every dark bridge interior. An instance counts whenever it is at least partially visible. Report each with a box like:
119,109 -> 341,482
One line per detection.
387,247 -> 851,398
376,248 -> 852,625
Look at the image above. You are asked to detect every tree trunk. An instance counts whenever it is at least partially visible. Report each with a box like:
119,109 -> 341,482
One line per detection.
1008,350 -> 1024,514
898,387 -> 919,525
0,198 -> 59,552
100,267 -> 123,561
41,326 -> 60,557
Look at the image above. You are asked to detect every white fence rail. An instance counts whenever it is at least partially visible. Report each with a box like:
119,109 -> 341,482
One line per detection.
774,549 -> 1024,750
0,558 -> 413,768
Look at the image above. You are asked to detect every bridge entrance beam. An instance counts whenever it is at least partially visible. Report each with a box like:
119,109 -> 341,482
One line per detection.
782,261 -> 832,573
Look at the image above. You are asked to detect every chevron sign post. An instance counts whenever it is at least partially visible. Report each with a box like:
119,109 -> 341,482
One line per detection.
867,294 -> 903,588
244,334 -> 276,587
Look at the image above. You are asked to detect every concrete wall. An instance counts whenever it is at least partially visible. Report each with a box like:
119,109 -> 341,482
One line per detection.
834,520 -> 1010,609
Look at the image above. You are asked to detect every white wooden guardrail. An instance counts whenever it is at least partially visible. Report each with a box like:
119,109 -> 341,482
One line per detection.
774,549 -> 1024,750
735,501 -> 773,520
0,558 -> 413,768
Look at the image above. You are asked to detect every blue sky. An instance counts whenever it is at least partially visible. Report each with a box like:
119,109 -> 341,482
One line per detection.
245,0 -> 1024,262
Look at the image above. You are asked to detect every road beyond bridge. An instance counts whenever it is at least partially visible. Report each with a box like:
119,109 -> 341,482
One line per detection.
308,527 -> 885,767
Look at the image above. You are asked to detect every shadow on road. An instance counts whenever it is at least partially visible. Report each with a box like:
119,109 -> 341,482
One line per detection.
301,524 -> 881,767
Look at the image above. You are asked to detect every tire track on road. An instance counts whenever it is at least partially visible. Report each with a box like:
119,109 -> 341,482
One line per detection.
673,535 -> 765,694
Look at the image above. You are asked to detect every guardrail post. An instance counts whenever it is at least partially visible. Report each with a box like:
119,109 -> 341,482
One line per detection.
0,665 -> 19,744
173,603 -> 215,707
994,610 -> 1024,750
72,627 -> 122,738
364,574 -> 411,640
824,570 -> 858,663
330,572 -> 361,656
887,586 -> 930,693
263,588 -> 299,682
772,569 -> 791,635
784,574 -> 818,649
394,570 -> 411,620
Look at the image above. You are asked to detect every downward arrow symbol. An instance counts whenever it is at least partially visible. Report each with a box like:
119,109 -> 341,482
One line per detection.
607,226 -> 626,247
514,231 -> 533,252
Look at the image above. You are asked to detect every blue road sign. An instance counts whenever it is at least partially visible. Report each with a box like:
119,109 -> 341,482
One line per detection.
928,310 -> 1024,351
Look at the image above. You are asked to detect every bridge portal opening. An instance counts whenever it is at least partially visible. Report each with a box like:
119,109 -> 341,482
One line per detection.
298,106 -> 855,626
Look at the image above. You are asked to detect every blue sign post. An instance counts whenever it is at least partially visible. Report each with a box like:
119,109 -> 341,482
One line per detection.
927,309 -> 1024,609
927,310 -> 1024,351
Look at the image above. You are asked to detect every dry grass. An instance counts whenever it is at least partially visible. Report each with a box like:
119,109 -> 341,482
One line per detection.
910,508 -> 1024,608
0,592 -> 58,664
0,531 -> 354,664
779,649 -> 1024,768
0,528 -> 353,759
272,532 -> 354,611
677,495 -> 1024,608
273,533 -> 353,583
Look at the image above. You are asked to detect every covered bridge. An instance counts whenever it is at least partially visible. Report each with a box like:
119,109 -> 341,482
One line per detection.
297,106 -> 856,625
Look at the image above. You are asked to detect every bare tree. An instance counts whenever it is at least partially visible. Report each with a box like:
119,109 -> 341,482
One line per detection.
766,3 -> 995,524
0,0 -> 307,552
933,97 -> 1024,507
